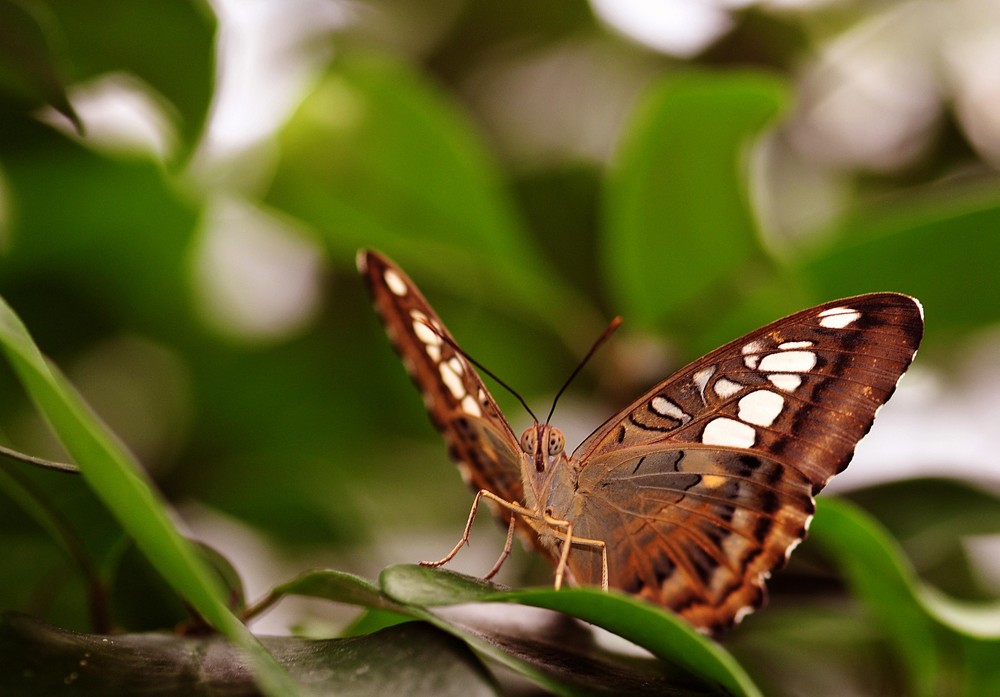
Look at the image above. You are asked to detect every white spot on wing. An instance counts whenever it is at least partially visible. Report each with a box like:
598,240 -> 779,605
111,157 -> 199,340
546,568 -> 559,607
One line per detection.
448,356 -> 464,375
713,378 -> 742,399
413,319 -> 443,347
384,269 -> 408,296
650,396 -> 690,423
818,306 -> 861,329
742,340 -> 763,369
738,390 -> 784,427
778,340 -> 813,350
439,362 -> 465,399
768,373 -> 802,392
758,350 -> 816,373
692,366 -> 716,403
426,344 -> 441,362
461,394 -> 482,417
702,418 -> 755,448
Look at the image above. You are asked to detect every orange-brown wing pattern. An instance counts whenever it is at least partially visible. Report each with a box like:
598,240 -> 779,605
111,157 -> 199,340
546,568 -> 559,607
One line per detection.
565,293 -> 923,633
358,250 -> 524,508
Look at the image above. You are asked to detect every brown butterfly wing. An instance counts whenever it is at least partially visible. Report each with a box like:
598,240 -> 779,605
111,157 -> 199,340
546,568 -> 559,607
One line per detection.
358,250 -> 525,511
565,293 -> 924,633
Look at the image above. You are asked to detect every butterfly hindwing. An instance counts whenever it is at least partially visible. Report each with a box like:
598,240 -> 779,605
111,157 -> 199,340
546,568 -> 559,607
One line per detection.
358,250 -> 525,507
565,293 -> 923,631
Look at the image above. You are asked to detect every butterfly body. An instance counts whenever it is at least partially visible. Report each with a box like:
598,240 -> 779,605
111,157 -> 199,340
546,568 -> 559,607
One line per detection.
358,249 -> 923,634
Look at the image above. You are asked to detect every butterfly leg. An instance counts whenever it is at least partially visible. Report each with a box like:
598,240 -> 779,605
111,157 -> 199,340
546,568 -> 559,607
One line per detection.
556,535 -> 608,591
542,514 -> 609,592
554,521 -> 574,590
421,489 -> 534,575
484,514 -> 517,580
420,489 -> 489,569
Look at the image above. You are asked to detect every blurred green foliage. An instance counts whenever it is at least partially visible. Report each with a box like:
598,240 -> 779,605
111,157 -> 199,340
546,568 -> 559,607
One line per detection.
2,0 -> 1000,694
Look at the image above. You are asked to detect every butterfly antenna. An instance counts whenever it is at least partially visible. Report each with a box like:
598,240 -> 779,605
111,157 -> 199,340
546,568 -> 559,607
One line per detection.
545,316 -> 623,425
418,320 -> 539,423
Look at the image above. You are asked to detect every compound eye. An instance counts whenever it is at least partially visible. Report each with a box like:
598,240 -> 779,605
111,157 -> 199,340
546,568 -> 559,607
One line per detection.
520,428 -> 536,454
547,429 -> 565,456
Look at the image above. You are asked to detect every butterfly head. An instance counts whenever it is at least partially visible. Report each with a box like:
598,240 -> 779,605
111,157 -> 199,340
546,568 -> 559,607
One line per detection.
520,424 -> 566,473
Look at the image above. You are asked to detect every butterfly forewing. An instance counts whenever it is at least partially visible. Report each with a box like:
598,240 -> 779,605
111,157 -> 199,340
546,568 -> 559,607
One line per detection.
565,293 -> 923,632
357,250 -> 525,508
574,294 -> 923,486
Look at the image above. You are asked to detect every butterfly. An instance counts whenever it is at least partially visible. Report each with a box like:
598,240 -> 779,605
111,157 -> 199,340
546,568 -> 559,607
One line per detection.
358,249 -> 924,634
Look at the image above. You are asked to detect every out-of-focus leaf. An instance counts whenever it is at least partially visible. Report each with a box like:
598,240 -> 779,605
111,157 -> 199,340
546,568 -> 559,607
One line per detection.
0,465 -> 109,631
0,121 -> 199,337
809,499 -> 948,697
726,607 -> 905,697
0,297 -> 305,696
0,0 -> 81,131
847,478 -> 1000,598
803,194 -> 1000,336
813,497 -> 1000,696
111,539 -> 246,632
603,72 -> 787,329
513,164 -> 604,299
45,0 -> 216,157
0,612 -> 501,697
265,52 -> 601,344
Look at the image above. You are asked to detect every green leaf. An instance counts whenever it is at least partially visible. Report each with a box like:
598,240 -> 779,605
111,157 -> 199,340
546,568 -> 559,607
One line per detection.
812,498 -> 1000,696
603,72 -> 787,329
270,569 -> 401,613
810,498 -> 940,696
45,0 -> 216,157
847,478 -> 1000,598
0,0 -> 82,131
381,564 -> 762,697
803,193 -> 1000,335
0,297 -> 306,696
265,52 -> 601,343
260,566 -> 743,695
0,122 -> 199,335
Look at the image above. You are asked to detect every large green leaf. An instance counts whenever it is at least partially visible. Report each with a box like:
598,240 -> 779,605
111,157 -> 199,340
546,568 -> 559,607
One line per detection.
810,498 -> 1000,697
0,0 -> 81,130
803,193 -> 1000,336
265,52 -> 601,344
603,72 -> 787,329
0,121 -> 199,336
0,296 -> 305,696
46,0 -> 216,158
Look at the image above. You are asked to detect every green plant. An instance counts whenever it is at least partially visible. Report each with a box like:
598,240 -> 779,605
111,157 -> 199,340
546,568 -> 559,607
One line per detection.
2,2 -> 999,694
